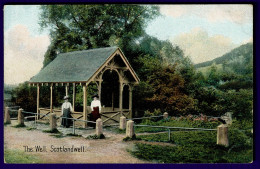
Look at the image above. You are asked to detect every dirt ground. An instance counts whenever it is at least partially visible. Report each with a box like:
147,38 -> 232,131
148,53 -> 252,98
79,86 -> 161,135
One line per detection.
4,121 -> 149,164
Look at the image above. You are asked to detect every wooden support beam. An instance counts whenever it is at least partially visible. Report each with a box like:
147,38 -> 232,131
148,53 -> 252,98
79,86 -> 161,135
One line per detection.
37,84 -> 40,120
119,82 -> 123,112
50,84 -> 53,113
112,92 -> 114,110
102,112 -> 120,123
129,85 -> 133,118
65,84 -> 69,96
73,83 -> 75,112
83,84 -> 88,128
98,81 -> 102,105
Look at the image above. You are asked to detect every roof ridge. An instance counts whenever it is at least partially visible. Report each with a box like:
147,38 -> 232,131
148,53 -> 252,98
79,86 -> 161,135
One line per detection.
59,46 -> 118,56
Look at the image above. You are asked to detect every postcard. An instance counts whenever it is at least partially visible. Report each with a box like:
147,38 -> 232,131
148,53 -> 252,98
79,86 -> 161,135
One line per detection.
3,4 -> 253,164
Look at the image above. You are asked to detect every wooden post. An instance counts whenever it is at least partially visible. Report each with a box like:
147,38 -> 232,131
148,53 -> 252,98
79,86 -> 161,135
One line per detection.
119,82 -> 123,112
50,113 -> 57,131
98,81 -> 102,105
129,85 -> 133,118
37,84 -> 40,119
126,120 -> 134,138
50,84 -> 53,113
4,107 -> 11,124
96,118 -> 103,136
83,84 -> 88,128
18,108 -> 24,126
65,83 -> 69,96
112,91 -> 114,110
72,83 -> 75,112
217,124 -> 229,146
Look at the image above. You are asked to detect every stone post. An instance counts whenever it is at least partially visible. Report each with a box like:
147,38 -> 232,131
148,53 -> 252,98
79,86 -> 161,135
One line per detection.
96,118 -> 103,136
226,112 -> 232,125
4,107 -> 11,124
18,108 -> 24,126
163,112 -> 169,119
126,120 -> 134,138
217,124 -> 229,146
50,113 -> 57,131
120,116 -> 126,130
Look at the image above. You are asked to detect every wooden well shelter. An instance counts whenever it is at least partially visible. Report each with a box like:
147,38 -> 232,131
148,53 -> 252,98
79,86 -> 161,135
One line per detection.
28,47 -> 140,127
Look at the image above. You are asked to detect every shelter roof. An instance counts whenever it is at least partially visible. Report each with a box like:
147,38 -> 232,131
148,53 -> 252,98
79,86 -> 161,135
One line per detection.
29,46 -> 139,83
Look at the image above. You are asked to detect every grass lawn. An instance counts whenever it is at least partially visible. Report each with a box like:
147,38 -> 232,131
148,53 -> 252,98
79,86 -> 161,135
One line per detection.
129,119 -> 253,163
4,149 -> 43,163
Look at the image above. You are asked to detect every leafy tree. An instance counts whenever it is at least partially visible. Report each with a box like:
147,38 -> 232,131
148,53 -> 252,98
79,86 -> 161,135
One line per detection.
222,89 -> 253,120
191,87 -> 225,116
39,5 -> 160,67
11,82 -> 37,112
206,64 -> 221,86
145,65 -> 196,115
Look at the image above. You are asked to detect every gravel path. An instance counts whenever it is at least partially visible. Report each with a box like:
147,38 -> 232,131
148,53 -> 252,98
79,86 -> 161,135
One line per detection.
4,120 -> 148,164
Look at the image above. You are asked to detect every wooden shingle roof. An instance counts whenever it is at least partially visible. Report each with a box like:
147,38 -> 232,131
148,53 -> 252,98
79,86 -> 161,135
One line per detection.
29,46 -> 139,83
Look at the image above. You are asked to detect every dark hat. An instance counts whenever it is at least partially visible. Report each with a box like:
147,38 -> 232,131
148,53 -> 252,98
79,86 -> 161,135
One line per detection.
92,94 -> 99,98
63,95 -> 69,100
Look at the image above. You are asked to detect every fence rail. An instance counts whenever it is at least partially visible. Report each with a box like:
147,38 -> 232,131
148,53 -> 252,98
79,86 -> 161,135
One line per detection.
8,106 -> 20,109
22,110 -> 96,135
134,124 -> 217,141
5,107 -> 231,146
127,115 -> 164,120
22,111 -> 96,123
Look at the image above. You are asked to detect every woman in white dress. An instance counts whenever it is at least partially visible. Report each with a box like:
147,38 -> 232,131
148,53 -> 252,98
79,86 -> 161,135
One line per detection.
90,94 -> 101,124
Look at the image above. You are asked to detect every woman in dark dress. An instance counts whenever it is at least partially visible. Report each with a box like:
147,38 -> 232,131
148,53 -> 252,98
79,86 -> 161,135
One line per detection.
61,95 -> 73,128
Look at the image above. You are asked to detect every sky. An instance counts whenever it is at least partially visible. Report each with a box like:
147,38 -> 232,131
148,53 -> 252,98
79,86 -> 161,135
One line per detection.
4,5 -> 253,85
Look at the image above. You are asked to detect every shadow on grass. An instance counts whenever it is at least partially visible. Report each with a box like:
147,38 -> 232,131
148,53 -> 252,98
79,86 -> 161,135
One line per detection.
13,124 -> 26,128
123,134 -> 141,141
86,134 -> 105,139
43,128 -> 60,133
4,122 -> 11,126
26,127 -> 37,131
66,133 -> 82,137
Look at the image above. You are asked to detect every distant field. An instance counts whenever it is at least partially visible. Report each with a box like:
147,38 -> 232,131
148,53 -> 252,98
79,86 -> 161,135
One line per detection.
196,64 -> 223,77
